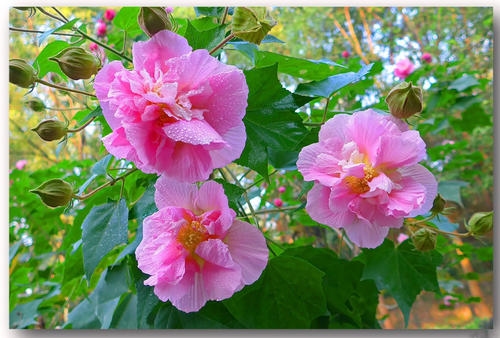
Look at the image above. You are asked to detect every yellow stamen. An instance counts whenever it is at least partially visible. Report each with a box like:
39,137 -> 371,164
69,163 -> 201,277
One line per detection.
177,221 -> 208,253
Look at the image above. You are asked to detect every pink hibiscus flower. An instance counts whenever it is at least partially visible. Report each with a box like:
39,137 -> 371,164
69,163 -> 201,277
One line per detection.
94,30 -> 248,182
104,9 -> 116,21
394,57 -> 415,79
96,22 -> 107,37
135,177 -> 268,313
297,110 -> 437,248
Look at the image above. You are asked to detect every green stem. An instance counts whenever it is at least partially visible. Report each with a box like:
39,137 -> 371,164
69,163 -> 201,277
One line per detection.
36,79 -> 96,97
9,26 -> 79,37
74,168 -> 138,200
220,7 -> 229,25
209,33 -> 235,55
322,97 -> 331,124
417,223 -> 471,238
37,7 -> 66,23
51,7 -> 69,22
75,28 -> 132,63
245,170 -> 278,190
254,205 -> 302,214
67,116 -> 96,133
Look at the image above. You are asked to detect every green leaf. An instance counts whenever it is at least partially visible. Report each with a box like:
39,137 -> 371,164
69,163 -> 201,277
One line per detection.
255,51 -> 342,81
81,199 -> 129,280
448,74 -> 479,91
33,40 -> 71,80
283,246 -> 379,328
213,179 -> 245,212
194,7 -> 226,17
224,255 -> 327,328
184,21 -> 226,51
113,7 -> 142,37
295,63 -> 374,97
360,239 -> 442,326
10,299 -> 44,328
80,106 -> 103,124
189,16 -> 220,31
235,64 -> 313,180
129,257 -> 159,329
438,180 -> 469,207
110,293 -> 137,329
38,18 -> 78,45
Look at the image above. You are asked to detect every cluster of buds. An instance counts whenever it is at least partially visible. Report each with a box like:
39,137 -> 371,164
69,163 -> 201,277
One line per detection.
385,81 -> 423,119
231,7 -> 277,45
30,179 -> 74,208
9,59 -> 37,88
49,47 -> 101,80
138,7 -> 175,37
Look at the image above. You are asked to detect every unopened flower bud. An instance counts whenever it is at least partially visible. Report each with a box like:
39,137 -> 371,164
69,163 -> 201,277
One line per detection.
138,7 -> 173,37
466,211 -> 493,236
49,47 -> 100,80
30,179 -> 74,208
32,119 -> 68,142
24,97 -> 45,112
385,81 -> 423,119
232,7 -> 277,45
430,194 -> 446,215
9,59 -> 37,88
411,228 -> 437,252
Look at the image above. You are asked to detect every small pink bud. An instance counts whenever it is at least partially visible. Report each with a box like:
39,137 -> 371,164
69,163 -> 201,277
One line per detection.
274,198 -> 283,207
165,7 -> 174,14
342,50 -> 350,58
422,52 -> 432,63
278,186 -> 286,193
397,233 -> 409,243
443,295 -> 456,307
96,22 -> 107,37
104,9 -> 116,21
15,160 -> 27,170
89,42 -> 98,52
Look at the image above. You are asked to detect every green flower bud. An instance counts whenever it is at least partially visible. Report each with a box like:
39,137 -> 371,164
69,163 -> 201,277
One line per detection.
9,59 -> 37,88
232,7 -> 277,45
138,7 -> 173,38
30,179 -> 74,208
411,228 -> 437,252
49,47 -> 100,80
32,119 -> 68,142
385,81 -> 423,119
466,211 -> 493,236
24,97 -> 45,112
430,194 -> 446,215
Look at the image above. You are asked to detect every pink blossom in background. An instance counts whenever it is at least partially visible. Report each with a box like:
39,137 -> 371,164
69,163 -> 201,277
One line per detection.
96,22 -> 107,37
443,295 -> 456,306
89,42 -> 98,52
278,186 -> 286,193
441,139 -> 455,146
297,109 -> 437,248
135,177 -> 268,313
104,9 -> 116,21
165,7 -> 174,14
342,50 -> 350,59
394,57 -> 415,79
94,30 -> 248,182
15,160 -> 27,170
397,233 -> 409,243
274,198 -> 283,207
422,52 -> 432,63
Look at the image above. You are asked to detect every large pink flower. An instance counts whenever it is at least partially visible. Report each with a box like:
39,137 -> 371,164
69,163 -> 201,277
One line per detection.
394,57 -> 415,79
94,30 -> 248,182
135,177 -> 268,313
297,110 -> 437,248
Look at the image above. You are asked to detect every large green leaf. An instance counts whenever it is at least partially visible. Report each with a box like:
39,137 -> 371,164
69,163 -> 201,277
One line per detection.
438,180 -> 469,207
360,239 -> 442,326
113,7 -> 142,37
224,255 -> 327,328
10,299 -> 44,328
38,18 -> 78,45
110,293 -> 137,329
81,199 -> 129,280
184,21 -> 226,51
255,51 -> 342,80
295,62 -> 374,97
194,7 -> 226,17
236,64 -> 313,180
448,74 -> 479,91
283,246 -> 379,328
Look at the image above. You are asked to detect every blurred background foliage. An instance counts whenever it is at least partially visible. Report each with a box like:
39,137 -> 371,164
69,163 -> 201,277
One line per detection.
9,7 -> 492,329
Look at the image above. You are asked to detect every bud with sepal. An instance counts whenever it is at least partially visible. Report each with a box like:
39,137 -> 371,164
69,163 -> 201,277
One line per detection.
32,119 -> 68,142
9,59 -> 37,88
30,179 -> 74,208
385,81 -> 423,119
466,211 -> 493,236
430,194 -> 446,215
138,7 -> 173,37
411,228 -> 437,252
231,7 -> 277,45
24,97 -> 46,112
49,47 -> 100,80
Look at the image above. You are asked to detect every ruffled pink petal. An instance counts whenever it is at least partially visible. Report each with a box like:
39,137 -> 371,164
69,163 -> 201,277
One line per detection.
224,220 -> 268,285
163,119 -> 226,147
163,144 -> 213,183
297,143 -> 340,186
142,207 -> 189,239
208,122 -> 247,169
102,127 -> 141,165
94,61 -> 126,130
343,217 -> 389,248
145,253 -> 186,286
384,177 -> 426,218
132,30 -> 192,75
399,164 -> 438,217
202,262 -> 242,301
196,181 -> 235,234
195,239 -> 236,268
306,184 -> 356,228
374,130 -> 426,169
154,176 -> 198,211
348,197 -> 403,229
136,233 -> 183,277
318,114 -> 350,143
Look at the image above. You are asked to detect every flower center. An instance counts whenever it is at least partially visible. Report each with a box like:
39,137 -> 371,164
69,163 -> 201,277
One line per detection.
344,163 -> 378,194
177,221 -> 208,253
